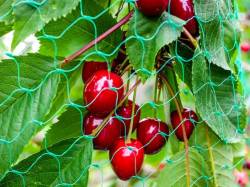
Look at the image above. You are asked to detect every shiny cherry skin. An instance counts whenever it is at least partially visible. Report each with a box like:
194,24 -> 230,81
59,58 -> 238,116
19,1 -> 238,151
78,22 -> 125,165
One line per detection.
109,138 -> 144,180
171,108 -> 198,141
136,0 -> 169,17
117,100 -> 141,136
83,113 -> 121,150
169,0 -> 198,35
84,70 -> 124,116
82,61 -> 107,83
137,118 -> 169,154
241,42 -> 250,53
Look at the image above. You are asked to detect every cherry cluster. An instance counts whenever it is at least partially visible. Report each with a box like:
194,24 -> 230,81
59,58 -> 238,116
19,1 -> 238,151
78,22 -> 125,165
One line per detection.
80,0 -> 199,181
82,62 -> 198,180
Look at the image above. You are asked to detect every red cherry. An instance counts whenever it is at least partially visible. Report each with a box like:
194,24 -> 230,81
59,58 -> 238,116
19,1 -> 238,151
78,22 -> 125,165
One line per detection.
243,160 -> 250,170
171,108 -> 198,141
234,170 -> 249,187
84,70 -> 124,116
169,0 -> 198,35
136,0 -> 169,17
117,100 -> 141,136
241,42 -> 250,53
109,138 -> 144,180
82,61 -> 108,83
83,113 -> 121,150
137,118 -> 169,154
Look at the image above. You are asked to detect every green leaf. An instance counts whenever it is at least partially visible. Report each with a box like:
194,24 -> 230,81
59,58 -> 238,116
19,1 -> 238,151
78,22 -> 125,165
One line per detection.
231,141 -> 245,158
145,147 -> 166,167
231,141 -> 245,170
165,133 -> 181,157
192,50 -> 246,143
190,125 -> 236,187
194,0 -> 239,70
126,12 -> 183,81
223,20 -> 241,67
0,22 -> 12,37
162,66 -> 182,112
140,101 -> 166,122
169,40 -> 194,89
12,0 -> 81,49
38,0 -> 122,62
0,54 -> 60,178
155,148 -> 211,187
237,0 -> 250,12
44,101 -> 88,148
44,62 -> 82,122
0,0 -> 13,23
0,138 -> 92,186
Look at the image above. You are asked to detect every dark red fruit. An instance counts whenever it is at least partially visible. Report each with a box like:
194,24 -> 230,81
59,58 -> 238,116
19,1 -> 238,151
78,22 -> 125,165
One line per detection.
137,118 -> 169,154
136,0 -> 169,17
117,100 -> 141,136
241,42 -> 250,53
83,113 -> 121,150
82,61 -> 107,83
170,0 -> 198,35
234,170 -> 249,187
109,138 -> 144,180
243,160 -> 250,170
84,70 -> 124,116
171,108 -> 198,141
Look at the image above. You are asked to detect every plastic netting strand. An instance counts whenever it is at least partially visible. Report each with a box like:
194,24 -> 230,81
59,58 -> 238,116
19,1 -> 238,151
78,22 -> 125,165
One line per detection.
0,0 -> 246,186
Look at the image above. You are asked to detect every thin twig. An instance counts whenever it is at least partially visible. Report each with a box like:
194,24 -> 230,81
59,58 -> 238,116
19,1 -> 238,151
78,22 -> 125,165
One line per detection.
153,76 -> 159,118
126,77 -> 138,143
61,11 -> 133,67
161,74 -> 190,187
91,79 -> 141,136
183,27 -> 198,49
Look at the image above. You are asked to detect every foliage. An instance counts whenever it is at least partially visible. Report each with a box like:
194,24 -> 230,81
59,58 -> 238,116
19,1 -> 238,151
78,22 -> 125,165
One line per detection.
0,0 -> 246,186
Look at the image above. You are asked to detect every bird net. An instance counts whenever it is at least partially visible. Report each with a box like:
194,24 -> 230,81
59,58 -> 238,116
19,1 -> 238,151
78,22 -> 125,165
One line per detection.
0,0 -> 247,186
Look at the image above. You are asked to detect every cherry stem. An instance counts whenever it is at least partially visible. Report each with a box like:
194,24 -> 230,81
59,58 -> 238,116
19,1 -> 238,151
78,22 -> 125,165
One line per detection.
157,79 -> 162,104
61,11 -> 133,67
117,57 -> 129,74
126,77 -> 138,143
121,64 -> 132,75
183,27 -> 198,49
125,68 -> 131,105
91,79 -> 141,136
160,75 -> 183,116
160,74 -> 190,187
153,76 -> 159,118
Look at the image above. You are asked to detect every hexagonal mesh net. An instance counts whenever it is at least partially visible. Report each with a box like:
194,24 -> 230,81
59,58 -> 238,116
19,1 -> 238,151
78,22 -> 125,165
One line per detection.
0,0 -> 247,186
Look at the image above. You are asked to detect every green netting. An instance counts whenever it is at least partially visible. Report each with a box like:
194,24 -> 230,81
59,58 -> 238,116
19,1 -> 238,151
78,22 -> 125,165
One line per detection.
0,0 -> 247,186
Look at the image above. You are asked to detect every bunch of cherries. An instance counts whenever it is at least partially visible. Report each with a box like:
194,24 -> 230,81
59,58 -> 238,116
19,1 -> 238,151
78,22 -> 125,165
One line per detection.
81,0 -> 199,181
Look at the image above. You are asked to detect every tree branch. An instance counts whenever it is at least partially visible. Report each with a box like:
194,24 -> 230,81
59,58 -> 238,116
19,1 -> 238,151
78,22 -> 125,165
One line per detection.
61,11 -> 133,67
